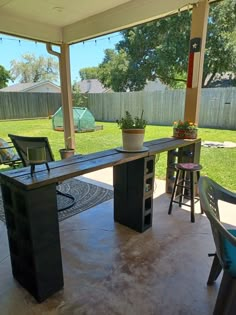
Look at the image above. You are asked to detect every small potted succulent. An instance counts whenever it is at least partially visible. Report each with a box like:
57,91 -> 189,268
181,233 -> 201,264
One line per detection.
59,137 -> 75,159
116,110 -> 147,151
173,120 -> 198,139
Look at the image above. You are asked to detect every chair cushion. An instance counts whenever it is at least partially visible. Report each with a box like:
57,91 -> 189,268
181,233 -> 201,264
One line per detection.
0,138 -> 19,163
223,229 -> 236,277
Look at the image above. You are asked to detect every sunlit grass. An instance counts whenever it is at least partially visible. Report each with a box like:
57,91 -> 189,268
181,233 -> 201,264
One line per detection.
1,119 -> 235,190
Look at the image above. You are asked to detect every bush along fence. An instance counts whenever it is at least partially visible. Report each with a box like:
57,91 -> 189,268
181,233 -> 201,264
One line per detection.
0,87 -> 235,130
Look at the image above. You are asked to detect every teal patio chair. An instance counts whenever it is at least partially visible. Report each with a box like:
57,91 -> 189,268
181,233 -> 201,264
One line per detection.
199,176 -> 236,315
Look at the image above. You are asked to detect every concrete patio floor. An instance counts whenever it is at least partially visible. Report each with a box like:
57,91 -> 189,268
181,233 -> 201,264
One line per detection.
0,167 -> 234,315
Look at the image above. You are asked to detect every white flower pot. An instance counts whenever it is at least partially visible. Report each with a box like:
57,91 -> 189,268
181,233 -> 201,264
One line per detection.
122,129 -> 145,151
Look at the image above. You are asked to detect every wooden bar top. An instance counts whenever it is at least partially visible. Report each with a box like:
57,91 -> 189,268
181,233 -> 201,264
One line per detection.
0,137 -> 201,190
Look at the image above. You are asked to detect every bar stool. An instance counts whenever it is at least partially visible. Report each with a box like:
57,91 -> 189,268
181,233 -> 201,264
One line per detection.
168,163 -> 203,223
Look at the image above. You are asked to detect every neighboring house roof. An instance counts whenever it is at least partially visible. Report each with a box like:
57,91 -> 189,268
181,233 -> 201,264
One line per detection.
0,81 -> 61,93
206,72 -> 236,88
77,79 -> 111,93
144,79 -> 168,92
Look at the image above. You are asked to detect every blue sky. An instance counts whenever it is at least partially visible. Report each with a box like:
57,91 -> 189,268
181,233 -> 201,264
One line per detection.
0,33 -> 122,84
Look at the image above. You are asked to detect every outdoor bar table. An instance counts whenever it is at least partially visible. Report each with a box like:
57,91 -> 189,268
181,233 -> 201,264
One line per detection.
0,137 -> 201,302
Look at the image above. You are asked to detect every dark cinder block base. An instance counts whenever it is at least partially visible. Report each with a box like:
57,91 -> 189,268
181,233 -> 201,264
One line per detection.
1,182 -> 64,302
113,156 -> 155,233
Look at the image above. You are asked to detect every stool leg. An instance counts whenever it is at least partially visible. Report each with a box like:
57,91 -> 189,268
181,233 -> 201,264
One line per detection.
168,169 -> 180,215
179,170 -> 186,207
190,172 -> 195,223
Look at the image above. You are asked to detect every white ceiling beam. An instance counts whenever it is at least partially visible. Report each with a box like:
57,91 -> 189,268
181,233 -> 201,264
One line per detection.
0,0 -> 220,44
63,0 -> 200,44
0,13 -> 63,44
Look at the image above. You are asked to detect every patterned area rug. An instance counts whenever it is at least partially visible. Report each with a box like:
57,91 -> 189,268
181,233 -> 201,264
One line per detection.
0,178 -> 113,223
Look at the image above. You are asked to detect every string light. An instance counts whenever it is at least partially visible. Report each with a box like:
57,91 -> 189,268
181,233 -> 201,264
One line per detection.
83,33 -> 121,45
0,3 -> 195,47
0,32 -> 122,47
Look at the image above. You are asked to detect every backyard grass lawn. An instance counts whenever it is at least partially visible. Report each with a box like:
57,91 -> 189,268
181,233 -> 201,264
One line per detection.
1,119 -> 235,191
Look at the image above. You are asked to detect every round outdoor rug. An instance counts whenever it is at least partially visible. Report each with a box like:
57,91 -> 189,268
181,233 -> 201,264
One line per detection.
0,178 -> 113,223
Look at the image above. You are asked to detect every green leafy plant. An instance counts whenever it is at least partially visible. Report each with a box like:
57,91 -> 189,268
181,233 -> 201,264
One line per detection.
173,120 -> 198,130
116,110 -> 147,129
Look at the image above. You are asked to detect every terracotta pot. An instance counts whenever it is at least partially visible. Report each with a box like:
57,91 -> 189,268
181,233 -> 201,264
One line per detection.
122,129 -> 145,151
59,148 -> 75,159
173,128 -> 198,139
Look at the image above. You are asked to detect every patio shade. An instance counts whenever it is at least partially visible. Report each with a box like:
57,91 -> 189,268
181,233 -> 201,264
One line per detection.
0,0 -> 217,149
0,0 -> 218,44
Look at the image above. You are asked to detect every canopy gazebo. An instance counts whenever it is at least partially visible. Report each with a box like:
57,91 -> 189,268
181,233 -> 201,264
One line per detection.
0,0 -> 218,149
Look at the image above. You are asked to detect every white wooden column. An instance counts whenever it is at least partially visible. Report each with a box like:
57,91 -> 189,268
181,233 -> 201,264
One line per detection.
184,0 -> 209,124
47,43 -> 75,149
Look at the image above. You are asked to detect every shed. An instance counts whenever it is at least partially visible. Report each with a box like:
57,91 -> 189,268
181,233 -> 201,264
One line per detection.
52,107 -> 95,132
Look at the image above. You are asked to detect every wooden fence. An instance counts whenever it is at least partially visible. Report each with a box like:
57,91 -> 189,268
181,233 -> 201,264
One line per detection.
0,92 -> 62,120
87,87 -> 236,130
0,88 -> 235,129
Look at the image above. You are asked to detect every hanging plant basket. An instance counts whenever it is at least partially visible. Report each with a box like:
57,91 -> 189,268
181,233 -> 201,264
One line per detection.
173,128 -> 198,139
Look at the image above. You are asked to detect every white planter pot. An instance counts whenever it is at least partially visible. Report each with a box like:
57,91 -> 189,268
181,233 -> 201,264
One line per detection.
122,129 -> 145,151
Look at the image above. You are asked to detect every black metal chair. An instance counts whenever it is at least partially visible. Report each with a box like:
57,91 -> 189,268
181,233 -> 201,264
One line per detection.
199,176 -> 236,315
8,134 -> 75,212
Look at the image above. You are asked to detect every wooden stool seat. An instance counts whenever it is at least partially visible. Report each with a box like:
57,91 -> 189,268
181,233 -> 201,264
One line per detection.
168,162 -> 203,222
176,163 -> 202,171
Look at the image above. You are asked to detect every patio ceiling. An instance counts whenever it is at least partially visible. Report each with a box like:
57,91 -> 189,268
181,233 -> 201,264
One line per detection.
0,0 -> 219,45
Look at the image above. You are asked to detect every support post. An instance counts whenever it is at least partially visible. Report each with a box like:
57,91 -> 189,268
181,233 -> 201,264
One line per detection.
184,0 -> 209,124
46,43 -> 75,149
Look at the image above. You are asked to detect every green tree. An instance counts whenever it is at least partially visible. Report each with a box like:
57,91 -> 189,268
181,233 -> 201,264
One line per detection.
0,65 -> 11,88
204,0 -> 236,86
72,81 -> 87,106
99,0 -> 236,90
79,67 -> 100,80
10,53 -> 59,83
98,49 -> 130,91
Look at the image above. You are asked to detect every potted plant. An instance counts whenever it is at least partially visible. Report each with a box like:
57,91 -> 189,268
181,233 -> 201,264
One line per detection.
173,120 -> 198,139
59,137 -> 75,159
27,146 -> 47,164
116,110 -> 147,151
